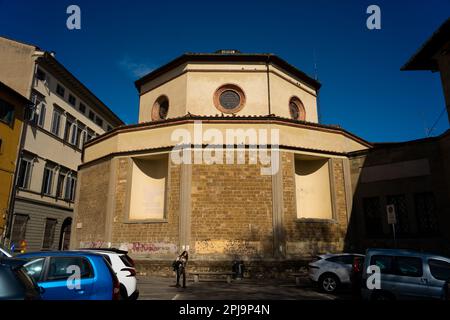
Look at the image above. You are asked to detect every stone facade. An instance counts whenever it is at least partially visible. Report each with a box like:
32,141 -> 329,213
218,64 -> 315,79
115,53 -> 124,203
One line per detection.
71,52 -> 370,276
72,150 -> 351,275
190,154 -> 274,260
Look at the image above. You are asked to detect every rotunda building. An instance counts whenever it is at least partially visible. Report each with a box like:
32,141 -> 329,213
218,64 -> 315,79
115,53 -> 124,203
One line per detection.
71,51 -> 371,274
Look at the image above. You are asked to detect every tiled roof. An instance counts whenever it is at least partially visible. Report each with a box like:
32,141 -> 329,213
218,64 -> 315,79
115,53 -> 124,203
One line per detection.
85,113 -> 372,149
134,53 -> 321,91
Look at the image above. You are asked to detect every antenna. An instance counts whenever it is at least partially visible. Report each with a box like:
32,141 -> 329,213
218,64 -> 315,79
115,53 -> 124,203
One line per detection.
314,49 -> 322,123
421,111 -> 428,137
313,49 -> 318,81
426,107 -> 446,137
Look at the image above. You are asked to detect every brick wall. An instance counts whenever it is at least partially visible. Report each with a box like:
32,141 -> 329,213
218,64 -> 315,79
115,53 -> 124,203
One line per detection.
71,160 -> 110,246
110,158 -> 181,259
190,155 -> 274,260
73,150 -> 352,275
282,153 -> 348,258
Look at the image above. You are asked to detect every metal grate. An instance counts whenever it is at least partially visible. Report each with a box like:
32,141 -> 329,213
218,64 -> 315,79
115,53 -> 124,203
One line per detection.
387,194 -> 410,236
159,99 -> 169,119
219,90 -> 240,109
289,102 -> 299,119
414,192 -> 438,236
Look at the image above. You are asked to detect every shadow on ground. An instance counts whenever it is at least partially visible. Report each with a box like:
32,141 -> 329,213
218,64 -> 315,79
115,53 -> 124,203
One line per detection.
137,276 -> 353,300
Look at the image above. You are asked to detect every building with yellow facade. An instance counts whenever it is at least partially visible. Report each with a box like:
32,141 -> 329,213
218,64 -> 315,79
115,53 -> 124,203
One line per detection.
0,81 -> 30,239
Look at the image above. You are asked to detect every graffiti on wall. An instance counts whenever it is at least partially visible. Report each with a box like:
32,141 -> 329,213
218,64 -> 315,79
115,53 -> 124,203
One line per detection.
80,241 -> 110,248
79,241 -> 177,255
123,242 -> 177,255
195,239 -> 260,257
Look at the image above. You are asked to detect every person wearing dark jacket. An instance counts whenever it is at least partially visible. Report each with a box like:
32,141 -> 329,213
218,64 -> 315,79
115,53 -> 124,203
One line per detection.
173,251 -> 188,288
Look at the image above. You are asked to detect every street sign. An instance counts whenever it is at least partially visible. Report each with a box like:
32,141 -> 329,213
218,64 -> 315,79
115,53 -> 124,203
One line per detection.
386,204 -> 396,225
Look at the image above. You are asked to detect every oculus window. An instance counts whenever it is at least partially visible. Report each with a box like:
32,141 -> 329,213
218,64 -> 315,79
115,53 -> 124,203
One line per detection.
289,97 -> 306,121
213,84 -> 246,114
151,95 -> 169,121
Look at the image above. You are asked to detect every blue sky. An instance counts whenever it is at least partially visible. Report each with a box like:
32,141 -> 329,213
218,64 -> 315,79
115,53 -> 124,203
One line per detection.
1,0 -> 449,142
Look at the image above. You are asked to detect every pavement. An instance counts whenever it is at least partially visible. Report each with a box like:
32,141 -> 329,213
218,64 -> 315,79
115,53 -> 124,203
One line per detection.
137,275 -> 353,300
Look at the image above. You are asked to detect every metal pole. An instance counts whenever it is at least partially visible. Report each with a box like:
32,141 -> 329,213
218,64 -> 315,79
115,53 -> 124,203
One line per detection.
392,224 -> 396,248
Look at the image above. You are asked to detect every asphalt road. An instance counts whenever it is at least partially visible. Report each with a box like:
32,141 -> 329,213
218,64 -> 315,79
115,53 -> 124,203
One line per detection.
137,276 -> 353,300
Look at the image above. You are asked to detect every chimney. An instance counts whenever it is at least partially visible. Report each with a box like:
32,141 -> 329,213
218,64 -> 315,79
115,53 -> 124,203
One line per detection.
215,49 -> 241,54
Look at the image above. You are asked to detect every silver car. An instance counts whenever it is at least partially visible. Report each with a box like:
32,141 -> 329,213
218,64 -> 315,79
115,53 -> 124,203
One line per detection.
361,248 -> 450,300
308,253 -> 364,293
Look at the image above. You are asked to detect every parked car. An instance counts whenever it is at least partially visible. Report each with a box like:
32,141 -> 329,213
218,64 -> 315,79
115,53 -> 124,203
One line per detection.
17,251 -> 120,300
308,253 -> 365,293
78,248 -> 139,300
0,244 -> 13,258
0,257 -> 41,300
361,248 -> 450,300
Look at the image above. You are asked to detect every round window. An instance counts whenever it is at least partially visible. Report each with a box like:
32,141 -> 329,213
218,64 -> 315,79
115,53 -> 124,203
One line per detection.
152,96 -> 169,121
289,97 -> 306,121
219,90 -> 240,110
213,84 -> 246,114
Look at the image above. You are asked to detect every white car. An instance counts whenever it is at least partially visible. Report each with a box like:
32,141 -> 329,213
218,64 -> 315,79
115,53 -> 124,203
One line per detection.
0,245 -> 13,258
308,253 -> 364,293
79,248 -> 139,300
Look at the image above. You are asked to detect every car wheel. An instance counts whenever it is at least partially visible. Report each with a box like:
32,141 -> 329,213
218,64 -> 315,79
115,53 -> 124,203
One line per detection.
319,274 -> 340,293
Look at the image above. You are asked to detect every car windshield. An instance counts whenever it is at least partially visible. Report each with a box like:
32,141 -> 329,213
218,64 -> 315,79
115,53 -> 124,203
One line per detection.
0,244 -> 13,257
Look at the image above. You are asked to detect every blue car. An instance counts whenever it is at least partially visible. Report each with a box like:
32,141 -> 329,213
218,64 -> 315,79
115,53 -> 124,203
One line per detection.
17,251 -> 120,300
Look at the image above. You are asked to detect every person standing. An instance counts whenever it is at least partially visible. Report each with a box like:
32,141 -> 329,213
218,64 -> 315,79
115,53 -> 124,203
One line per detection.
175,251 -> 189,288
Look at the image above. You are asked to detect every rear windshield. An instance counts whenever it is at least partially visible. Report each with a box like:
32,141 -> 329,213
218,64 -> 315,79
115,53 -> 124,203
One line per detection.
120,255 -> 134,267
428,259 -> 450,281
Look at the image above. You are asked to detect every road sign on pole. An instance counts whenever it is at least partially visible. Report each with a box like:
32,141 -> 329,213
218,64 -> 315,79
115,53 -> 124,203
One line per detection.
387,205 -> 396,224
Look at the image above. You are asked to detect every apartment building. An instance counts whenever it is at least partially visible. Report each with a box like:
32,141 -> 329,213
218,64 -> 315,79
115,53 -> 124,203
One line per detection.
0,82 -> 30,239
0,36 -> 124,251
